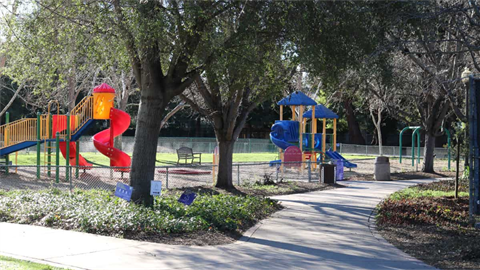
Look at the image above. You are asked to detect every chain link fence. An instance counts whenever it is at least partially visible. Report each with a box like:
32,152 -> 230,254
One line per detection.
0,155 -> 452,192
16,136 -> 450,158
0,162 -> 320,192
338,143 -> 450,158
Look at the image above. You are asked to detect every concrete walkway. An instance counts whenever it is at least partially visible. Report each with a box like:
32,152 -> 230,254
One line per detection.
0,180 -> 439,270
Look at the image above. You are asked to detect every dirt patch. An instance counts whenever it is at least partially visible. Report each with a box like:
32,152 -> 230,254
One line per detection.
165,181 -> 342,197
125,229 -> 242,246
237,181 -> 342,196
377,225 -> 480,270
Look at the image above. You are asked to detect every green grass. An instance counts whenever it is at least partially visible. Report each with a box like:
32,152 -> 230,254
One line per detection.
0,255 -> 68,270
389,187 -> 469,201
10,151 -> 373,166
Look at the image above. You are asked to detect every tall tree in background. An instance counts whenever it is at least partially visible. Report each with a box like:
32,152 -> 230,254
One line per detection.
379,0 -> 469,172
286,1 -> 385,145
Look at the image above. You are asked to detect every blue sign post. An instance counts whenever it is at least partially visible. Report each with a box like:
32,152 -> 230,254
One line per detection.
115,182 -> 133,202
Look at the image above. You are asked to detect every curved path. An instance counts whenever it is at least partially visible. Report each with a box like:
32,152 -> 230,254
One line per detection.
0,180 -> 439,270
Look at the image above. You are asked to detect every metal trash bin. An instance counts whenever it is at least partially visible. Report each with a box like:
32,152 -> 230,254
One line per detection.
320,164 -> 336,184
374,156 -> 391,181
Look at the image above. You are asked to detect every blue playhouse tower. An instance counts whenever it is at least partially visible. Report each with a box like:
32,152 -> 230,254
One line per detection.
270,91 -> 356,168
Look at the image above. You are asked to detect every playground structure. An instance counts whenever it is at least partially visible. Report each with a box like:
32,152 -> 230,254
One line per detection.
399,126 -> 451,170
0,83 -> 131,181
269,91 -> 356,169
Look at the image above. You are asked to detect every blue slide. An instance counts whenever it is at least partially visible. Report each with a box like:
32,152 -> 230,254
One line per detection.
269,120 -> 323,166
270,120 -> 299,150
324,149 -> 357,168
270,120 -> 323,150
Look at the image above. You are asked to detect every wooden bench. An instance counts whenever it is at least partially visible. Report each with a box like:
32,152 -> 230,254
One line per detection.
176,147 -> 202,165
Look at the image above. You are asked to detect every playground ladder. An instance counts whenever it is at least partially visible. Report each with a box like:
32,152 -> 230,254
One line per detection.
44,101 -> 59,175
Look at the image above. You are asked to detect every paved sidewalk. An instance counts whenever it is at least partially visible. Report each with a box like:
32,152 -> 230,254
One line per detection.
0,180 -> 439,270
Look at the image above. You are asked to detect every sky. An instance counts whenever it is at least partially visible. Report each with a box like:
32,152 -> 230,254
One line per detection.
0,0 -> 35,42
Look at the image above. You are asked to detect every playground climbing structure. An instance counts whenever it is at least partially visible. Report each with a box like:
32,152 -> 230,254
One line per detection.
0,83 -> 131,179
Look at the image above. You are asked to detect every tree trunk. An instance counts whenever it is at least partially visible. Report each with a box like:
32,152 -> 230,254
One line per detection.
215,139 -> 235,189
195,117 -> 201,137
377,110 -> 383,156
455,138 -> 460,199
369,107 -> 383,156
114,136 -> 122,151
422,133 -> 436,173
344,100 -> 366,144
130,85 -> 165,206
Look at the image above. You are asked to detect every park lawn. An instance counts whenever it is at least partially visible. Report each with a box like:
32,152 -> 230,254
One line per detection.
11,152 -> 371,166
11,152 -> 280,166
0,255 -> 68,270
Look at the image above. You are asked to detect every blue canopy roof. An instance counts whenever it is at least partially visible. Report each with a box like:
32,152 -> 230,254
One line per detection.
277,91 -> 317,106
303,104 -> 338,119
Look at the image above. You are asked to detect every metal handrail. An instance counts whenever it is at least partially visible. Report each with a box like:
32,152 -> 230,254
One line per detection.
0,96 -> 94,150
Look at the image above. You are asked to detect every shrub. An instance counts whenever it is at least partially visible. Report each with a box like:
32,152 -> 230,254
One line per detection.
0,189 -> 280,237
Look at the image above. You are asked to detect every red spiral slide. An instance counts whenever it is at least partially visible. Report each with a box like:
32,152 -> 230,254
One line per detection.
51,115 -> 92,168
59,142 -> 92,167
93,108 -> 131,169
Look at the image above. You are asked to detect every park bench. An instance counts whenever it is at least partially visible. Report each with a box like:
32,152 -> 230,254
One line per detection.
176,147 -> 202,165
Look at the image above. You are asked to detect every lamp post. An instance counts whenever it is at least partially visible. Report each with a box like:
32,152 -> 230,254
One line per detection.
461,67 -> 472,169
461,67 -> 475,221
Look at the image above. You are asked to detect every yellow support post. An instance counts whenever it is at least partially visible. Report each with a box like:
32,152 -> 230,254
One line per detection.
291,106 -> 296,121
322,118 -> 326,154
279,105 -> 284,172
299,105 -> 304,172
333,118 -> 337,151
311,106 -> 316,169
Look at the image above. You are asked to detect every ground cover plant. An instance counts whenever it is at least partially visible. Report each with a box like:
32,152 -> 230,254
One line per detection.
0,255 -> 68,270
376,179 -> 480,269
0,188 -> 281,245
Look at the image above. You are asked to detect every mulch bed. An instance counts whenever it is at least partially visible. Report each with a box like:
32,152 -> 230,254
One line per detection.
125,230 -> 242,246
165,181 -> 341,197
376,179 -> 480,269
377,225 -> 480,269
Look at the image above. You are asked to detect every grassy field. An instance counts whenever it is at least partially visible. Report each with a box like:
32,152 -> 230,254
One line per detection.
9,152 -> 376,166
0,255 -> 68,270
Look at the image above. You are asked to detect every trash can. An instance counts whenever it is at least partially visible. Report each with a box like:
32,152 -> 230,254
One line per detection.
336,159 -> 344,181
374,156 -> 391,181
320,163 -> 336,184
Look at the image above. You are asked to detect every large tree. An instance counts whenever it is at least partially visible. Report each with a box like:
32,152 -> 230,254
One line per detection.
376,0 -> 469,172
179,40 -> 290,188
